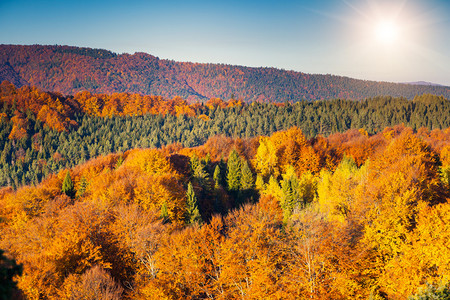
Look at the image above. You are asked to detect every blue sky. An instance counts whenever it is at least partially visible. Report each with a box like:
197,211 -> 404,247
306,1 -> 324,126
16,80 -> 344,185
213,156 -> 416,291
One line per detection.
1,0 -> 449,85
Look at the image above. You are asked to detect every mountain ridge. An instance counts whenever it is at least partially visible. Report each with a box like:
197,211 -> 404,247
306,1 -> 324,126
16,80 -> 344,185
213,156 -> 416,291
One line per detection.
1,44 -> 449,102
402,81 -> 444,87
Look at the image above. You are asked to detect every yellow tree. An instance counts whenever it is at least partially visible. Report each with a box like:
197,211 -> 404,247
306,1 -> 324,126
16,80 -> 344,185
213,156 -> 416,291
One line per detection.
380,200 -> 450,299
315,156 -> 366,223
362,130 -> 444,297
134,174 -> 186,225
254,136 -> 278,180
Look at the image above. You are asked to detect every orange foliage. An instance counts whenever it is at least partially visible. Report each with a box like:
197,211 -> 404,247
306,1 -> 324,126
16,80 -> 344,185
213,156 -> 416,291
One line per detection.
255,127 -> 321,178
8,111 -> 28,140
0,124 -> 449,299
0,81 -> 223,140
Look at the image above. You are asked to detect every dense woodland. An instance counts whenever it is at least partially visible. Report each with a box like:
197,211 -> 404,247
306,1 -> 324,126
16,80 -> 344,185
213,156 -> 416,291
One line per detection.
1,78 -> 450,299
1,81 -> 449,188
0,123 -> 449,299
1,44 -> 450,102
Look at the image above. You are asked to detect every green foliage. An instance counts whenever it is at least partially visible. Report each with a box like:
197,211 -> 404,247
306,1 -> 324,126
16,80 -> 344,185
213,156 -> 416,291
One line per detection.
227,150 -> 241,192
115,156 -> 124,169
240,160 -> 254,190
161,202 -> 169,222
1,122 -> 450,299
186,182 -> 202,225
62,170 -> 75,198
193,163 -> 209,184
76,176 -> 89,199
1,82 -> 450,190
280,166 -> 302,222
440,166 -> 450,190
190,154 -> 200,174
213,165 -> 222,189
408,282 -> 450,300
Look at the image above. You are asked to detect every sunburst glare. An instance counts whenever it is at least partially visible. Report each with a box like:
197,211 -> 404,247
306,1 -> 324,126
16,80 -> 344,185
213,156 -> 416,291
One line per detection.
374,20 -> 400,44
308,0 -> 449,83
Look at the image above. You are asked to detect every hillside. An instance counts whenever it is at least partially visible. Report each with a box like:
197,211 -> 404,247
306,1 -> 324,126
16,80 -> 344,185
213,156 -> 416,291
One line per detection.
1,125 -> 449,299
1,44 -> 450,102
1,81 -> 450,188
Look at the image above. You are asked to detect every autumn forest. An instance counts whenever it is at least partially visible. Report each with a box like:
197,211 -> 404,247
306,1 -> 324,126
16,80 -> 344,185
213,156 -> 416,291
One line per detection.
0,46 -> 450,300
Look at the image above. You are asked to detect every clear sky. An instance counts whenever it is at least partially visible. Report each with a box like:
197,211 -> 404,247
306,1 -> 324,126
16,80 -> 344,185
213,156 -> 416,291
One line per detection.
1,0 -> 449,85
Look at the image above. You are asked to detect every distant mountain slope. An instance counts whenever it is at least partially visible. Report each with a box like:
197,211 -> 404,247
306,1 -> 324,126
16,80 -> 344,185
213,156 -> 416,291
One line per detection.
1,44 -> 449,102
402,81 -> 444,87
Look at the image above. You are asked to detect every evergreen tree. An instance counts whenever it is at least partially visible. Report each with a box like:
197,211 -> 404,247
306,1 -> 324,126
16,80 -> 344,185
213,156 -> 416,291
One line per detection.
280,166 -> 302,222
76,176 -> 88,199
213,165 -> 222,189
161,202 -> 169,223
408,281 -> 450,300
226,150 -> 241,192
218,158 -> 227,186
61,170 -> 75,198
115,156 -> 124,169
186,182 -> 202,225
193,164 -> 209,185
240,159 -> 254,190
190,153 -> 200,173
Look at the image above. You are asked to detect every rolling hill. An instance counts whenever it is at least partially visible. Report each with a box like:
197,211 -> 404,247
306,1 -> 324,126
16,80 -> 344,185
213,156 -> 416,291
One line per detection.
1,44 -> 449,102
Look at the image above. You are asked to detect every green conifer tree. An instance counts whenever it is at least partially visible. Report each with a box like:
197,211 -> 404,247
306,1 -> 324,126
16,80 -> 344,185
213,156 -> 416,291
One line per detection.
280,166 -> 302,222
190,153 -> 200,173
186,182 -> 202,225
161,202 -> 169,222
227,150 -> 241,192
76,176 -> 89,199
240,159 -> 254,190
213,165 -> 222,189
62,170 -> 75,198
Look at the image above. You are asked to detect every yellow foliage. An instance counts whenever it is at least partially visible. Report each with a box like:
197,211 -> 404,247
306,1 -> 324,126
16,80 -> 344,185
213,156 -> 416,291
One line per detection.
125,148 -> 176,176
134,174 -> 186,225
254,127 -> 320,180
254,136 -> 279,179
262,176 -> 283,201
316,157 -> 366,223
379,201 -> 450,299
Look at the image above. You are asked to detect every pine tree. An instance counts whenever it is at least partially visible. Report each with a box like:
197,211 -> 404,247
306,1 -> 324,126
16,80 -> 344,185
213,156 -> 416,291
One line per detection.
240,159 -> 254,190
218,158 -> 227,186
62,170 -> 75,198
115,156 -> 124,169
227,150 -> 241,192
190,153 -> 200,173
280,166 -> 301,222
194,164 -> 209,185
161,202 -> 169,222
213,165 -> 221,189
76,176 -> 88,199
186,182 -> 202,225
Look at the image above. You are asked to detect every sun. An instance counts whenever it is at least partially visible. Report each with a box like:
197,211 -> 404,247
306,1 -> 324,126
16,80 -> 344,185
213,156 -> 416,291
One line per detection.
374,20 -> 399,44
